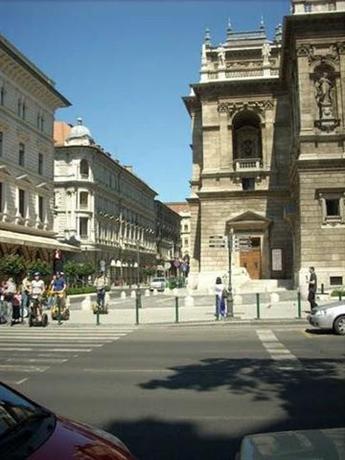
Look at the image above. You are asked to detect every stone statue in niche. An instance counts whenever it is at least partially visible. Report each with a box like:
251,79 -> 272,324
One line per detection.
218,45 -> 226,67
315,71 -> 334,119
262,42 -> 271,64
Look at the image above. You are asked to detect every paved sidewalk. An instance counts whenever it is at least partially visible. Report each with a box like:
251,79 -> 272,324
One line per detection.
61,298 -> 315,326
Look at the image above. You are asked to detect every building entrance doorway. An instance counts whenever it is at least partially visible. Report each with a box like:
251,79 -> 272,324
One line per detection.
240,237 -> 261,279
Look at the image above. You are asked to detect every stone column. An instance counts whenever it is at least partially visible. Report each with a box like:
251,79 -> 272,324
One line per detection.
219,109 -> 230,169
337,43 -> 345,134
296,47 -> 314,133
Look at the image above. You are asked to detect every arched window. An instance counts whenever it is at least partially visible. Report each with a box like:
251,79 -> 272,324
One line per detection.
233,110 -> 262,160
80,159 -> 89,178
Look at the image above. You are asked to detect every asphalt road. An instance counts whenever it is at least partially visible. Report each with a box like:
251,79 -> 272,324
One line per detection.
1,323 -> 344,460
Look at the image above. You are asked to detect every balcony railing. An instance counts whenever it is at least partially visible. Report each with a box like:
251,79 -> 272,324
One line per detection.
233,158 -> 263,171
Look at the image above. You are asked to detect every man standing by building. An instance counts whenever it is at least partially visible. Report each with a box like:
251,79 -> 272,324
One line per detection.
307,266 -> 318,311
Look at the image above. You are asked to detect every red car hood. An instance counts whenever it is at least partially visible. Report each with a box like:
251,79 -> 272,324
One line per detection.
29,415 -> 134,460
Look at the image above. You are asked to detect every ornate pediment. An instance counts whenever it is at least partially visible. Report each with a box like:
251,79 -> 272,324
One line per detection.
226,211 -> 272,231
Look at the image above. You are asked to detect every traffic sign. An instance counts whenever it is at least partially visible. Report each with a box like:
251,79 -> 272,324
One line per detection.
208,235 -> 226,248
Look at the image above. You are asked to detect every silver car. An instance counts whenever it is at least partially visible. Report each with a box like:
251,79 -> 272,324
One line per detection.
149,277 -> 167,292
307,300 -> 345,335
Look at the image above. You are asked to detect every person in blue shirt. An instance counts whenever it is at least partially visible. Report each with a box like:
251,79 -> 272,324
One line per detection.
51,272 -> 66,309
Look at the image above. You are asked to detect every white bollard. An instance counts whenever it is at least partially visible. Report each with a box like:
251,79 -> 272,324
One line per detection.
270,292 -> 280,303
164,288 -> 170,295
234,295 -> 243,305
120,291 -> 126,300
184,296 -> 194,307
81,294 -> 92,311
172,288 -> 178,296
145,289 -> 150,297
105,292 -> 110,305
131,290 -> 136,299
153,289 -> 158,296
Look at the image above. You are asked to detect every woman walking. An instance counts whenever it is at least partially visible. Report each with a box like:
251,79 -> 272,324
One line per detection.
215,277 -> 227,319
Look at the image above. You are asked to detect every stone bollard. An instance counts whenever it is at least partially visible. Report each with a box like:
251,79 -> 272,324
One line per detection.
144,289 -> 150,297
131,290 -> 136,299
270,292 -> 280,303
105,292 -> 110,306
164,288 -> 170,295
153,289 -> 158,296
172,288 -> 178,297
233,294 -> 243,305
120,291 -> 126,300
184,296 -> 194,307
81,294 -> 92,311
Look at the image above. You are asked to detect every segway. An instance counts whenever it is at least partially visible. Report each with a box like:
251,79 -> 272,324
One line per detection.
51,292 -> 70,322
28,297 -> 48,327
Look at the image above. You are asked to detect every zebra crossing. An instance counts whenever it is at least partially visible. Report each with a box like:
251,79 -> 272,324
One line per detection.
0,325 -> 135,385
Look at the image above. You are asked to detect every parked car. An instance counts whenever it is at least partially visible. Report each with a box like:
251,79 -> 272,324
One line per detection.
236,427 -> 345,459
149,277 -> 167,291
307,300 -> 345,335
0,381 -> 135,460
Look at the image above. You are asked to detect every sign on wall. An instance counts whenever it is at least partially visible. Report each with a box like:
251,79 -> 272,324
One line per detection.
272,249 -> 283,271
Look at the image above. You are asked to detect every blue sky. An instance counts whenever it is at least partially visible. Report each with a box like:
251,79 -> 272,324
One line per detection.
1,0 -> 289,202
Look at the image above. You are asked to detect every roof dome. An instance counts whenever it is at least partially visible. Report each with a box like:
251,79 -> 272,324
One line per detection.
65,118 -> 94,146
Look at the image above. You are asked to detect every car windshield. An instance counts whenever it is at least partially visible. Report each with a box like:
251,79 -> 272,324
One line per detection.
152,278 -> 165,282
0,383 -> 49,440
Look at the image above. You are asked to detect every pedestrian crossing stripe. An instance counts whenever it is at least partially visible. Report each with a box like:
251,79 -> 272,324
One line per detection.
0,326 -> 135,384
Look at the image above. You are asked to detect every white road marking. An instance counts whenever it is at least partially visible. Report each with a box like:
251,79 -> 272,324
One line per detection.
0,342 -> 102,348
6,358 -> 67,363
0,364 -> 49,372
0,327 -> 134,383
257,329 -> 299,363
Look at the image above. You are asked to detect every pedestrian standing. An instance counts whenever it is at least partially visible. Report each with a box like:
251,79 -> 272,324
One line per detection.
3,277 -> 16,323
215,277 -> 227,319
94,271 -> 109,309
307,266 -> 318,311
21,272 -> 32,320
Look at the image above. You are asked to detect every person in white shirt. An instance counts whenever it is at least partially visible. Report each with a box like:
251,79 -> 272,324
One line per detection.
215,276 -> 227,319
30,272 -> 45,320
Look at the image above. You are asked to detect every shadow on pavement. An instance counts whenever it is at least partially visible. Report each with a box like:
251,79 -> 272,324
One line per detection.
304,328 -> 335,336
104,417 -> 238,460
112,357 -> 345,459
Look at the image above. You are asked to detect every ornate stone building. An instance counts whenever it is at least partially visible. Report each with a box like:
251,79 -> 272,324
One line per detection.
184,0 -> 345,291
0,34 -> 75,263
155,201 -> 181,269
166,202 -> 191,259
54,119 -> 159,285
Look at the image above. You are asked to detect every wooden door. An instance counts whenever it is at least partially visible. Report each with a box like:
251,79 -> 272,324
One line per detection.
240,248 -> 261,279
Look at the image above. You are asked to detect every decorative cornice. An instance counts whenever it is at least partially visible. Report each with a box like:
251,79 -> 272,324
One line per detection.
217,99 -> 274,117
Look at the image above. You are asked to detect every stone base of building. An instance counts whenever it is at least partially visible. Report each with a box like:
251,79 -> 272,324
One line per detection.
187,267 -> 250,292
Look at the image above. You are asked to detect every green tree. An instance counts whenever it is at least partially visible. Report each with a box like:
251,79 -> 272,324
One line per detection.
0,254 -> 26,283
26,260 -> 51,277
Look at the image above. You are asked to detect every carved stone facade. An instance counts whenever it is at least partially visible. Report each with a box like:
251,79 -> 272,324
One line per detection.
184,1 -> 345,291
0,34 -> 75,263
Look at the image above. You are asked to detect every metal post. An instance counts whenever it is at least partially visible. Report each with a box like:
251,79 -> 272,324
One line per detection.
297,291 -> 301,319
175,297 -> 179,323
215,295 -> 219,320
321,283 -> 324,295
96,307 -> 100,325
256,293 -> 260,320
58,296 -> 62,325
135,295 -> 139,325
227,230 -> 234,318
339,292 -> 342,301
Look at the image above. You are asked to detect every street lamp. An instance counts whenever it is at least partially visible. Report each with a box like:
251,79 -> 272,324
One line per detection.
227,228 -> 234,318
